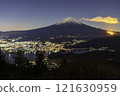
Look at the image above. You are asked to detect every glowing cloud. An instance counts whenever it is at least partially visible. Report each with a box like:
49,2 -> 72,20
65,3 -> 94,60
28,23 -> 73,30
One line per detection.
80,16 -> 119,24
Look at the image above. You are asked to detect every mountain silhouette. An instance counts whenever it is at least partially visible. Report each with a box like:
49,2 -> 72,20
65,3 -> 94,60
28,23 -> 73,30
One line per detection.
0,17 -> 118,41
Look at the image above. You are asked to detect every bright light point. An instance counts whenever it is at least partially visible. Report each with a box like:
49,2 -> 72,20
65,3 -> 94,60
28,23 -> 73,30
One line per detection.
107,31 -> 115,36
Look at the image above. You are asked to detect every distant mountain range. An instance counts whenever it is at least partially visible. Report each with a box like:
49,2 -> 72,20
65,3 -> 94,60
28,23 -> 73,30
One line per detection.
0,17 -> 120,41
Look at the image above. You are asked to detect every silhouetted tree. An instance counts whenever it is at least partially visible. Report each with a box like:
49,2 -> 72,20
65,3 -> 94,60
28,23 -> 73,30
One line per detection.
14,49 -> 27,66
12,49 -> 28,79
0,49 -> 7,70
0,49 -> 13,79
59,58 -> 69,79
35,51 -> 48,73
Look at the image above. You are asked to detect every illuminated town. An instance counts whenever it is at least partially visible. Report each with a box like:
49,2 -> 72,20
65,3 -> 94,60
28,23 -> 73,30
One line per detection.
0,31 -> 115,64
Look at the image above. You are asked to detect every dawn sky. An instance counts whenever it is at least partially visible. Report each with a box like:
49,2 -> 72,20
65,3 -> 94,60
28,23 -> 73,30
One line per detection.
0,0 -> 120,31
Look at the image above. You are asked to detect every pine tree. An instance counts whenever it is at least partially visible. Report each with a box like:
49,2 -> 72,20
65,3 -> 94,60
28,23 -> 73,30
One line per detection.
14,49 -> 27,66
59,58 -> 69,79
0,49 -> 7,70
35,51 -> 47,73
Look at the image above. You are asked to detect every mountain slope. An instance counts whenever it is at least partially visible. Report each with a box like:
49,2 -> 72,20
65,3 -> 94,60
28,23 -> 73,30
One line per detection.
0,17 -> 116,41
67,36 -> 120,50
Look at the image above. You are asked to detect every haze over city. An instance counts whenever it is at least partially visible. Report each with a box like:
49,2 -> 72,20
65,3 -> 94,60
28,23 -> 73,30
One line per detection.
0,0 -> 120,31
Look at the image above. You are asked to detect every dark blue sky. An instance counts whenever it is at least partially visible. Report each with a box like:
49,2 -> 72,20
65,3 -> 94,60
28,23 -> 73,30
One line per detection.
0,0 -> 120,31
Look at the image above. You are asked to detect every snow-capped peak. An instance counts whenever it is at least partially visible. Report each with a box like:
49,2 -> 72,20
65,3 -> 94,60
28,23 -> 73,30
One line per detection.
56,17 -> 81,25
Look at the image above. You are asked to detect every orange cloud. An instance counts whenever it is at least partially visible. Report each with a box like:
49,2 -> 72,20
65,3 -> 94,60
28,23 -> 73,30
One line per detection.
80,16 -> 119,24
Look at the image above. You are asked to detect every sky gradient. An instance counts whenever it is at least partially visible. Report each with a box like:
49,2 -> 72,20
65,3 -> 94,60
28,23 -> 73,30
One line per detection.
0,0 -> 120,31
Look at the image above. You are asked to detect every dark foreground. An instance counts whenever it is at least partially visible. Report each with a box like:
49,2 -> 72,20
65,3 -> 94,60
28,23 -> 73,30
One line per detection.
0,50 -> 120,80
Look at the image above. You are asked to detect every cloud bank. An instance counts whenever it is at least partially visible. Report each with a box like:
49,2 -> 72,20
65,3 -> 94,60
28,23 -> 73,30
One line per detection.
80,16 -> 119,24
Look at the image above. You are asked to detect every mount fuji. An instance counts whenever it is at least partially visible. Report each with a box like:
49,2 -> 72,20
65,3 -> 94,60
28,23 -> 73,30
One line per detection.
56,17 -> 81,25
0,17 -> 117,41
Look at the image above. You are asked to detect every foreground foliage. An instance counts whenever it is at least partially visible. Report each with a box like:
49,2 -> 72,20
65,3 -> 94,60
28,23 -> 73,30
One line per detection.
0,50 -> 120,80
